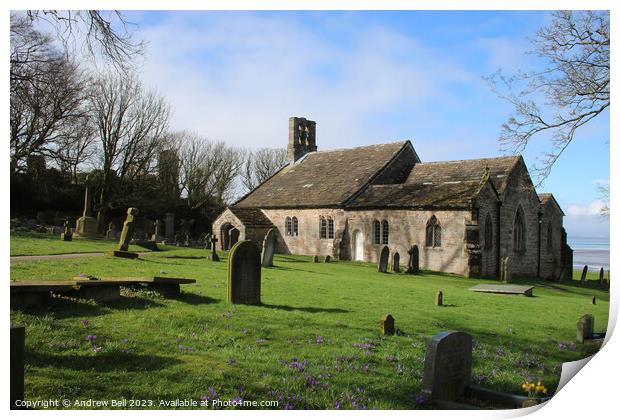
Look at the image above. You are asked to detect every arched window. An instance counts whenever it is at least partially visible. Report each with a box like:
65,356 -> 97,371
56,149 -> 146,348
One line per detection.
382,220 -> 389,244
373,220 -> 381,244
285,217 -> 292,236
328,218 -> 334,239
292,217 -> 299,236
513,208 -> 526,252
320,217 -> 327,239
426,215 -> 441,247
546,224 -> 553,251
484,214 -> 493,251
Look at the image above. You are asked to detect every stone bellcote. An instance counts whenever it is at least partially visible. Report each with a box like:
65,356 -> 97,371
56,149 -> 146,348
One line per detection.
288,117 -> 317,163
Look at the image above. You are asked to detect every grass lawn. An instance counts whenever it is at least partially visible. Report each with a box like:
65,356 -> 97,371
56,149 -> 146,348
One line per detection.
10,239 -> 609,409
10,231 -> 152,256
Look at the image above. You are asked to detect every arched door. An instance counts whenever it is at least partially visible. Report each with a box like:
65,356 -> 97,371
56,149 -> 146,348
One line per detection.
354,230 -> 364,261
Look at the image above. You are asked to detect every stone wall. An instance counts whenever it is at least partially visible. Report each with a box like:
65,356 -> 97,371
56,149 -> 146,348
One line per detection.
539,200 -> 564,279
475,182 -> 500,278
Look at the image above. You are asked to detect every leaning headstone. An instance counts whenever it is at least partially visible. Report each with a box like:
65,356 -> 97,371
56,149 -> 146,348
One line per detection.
576,314 -> 594,343
107,208 -> 139,259
378,246 -> 389,273
422,331 -> 472,402
436,291 -> 443,306
11,325 -> 25,408
207,236 -> 220,261
60,218 -> 72,241
313,255 -> 319,263
228,240 -> 261,304
261,229 -> 276,267
599,268 -> 604,286
580,265 -> 588,284
105,222 -> 117,240
324,255 -> 332,263
392,252 -> 400,273
380,314 -> 395,335
406,245 -> 419,274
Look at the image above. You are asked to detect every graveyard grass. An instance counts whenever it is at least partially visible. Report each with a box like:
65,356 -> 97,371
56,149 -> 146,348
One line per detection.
10,231 -> 148,256
10,237 -> 610,409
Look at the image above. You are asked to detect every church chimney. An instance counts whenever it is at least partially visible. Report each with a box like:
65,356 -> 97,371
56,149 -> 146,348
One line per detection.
288,117 -> 317,163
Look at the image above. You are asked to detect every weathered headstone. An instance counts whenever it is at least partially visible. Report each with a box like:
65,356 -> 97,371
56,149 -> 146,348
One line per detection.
227,240 -> 261,304
151,219 -> 164,242
313,255 -> 319,263
324,255 -> 332,263
436,290 -> 443,306
184,231 -> 191,247
60,218 -> 72,241
11,325 -> 25,408
576,314 -> 594,343
208,236 -> 220,261
107,208 -> 139,259
378,246 -> 389,273
203,233 -> 212,250
422,331 -> 472,402
165,212 -> 175,243
580,265 -> 588,284
406,245 -> 419,274
74,174 -> 99,238
380,314 -> 395,335
261,229 -> 276,267
592,296 -> 596,305
501,257 -> 512,283
392,252 -> 400,273
599,268 -> 604,286
105,222 -> 117,240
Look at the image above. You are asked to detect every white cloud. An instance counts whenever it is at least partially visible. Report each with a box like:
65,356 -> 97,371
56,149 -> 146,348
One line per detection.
566,200 -> 606,216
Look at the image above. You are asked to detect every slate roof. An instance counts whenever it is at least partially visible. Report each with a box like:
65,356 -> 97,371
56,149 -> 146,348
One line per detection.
234,141 -> 410,208
538,193 -> 565,215
228,207 -> 274,228
404,156 -> 521,194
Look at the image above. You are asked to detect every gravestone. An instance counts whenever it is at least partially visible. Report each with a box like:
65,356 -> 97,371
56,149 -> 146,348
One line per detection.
378,246 -> 389,273
11,325 -> 25,408
380,314 -> 395,335
407,245 -> 419,274
392,252 -> 400,273
501,257 -> 512,283
592,296 -> 596,305
184,231 -> 191,247
60,218 -> 72,241
580,265 -> 588,284
324,255 -> 332,263
107,208 -> 139,259
422,331 -> 472,402
105,222 -> 117,240
313,255 -> 319,263
75,174 -> 99,238
599,268 -> 604,286
151,219 -> 164,242
436,290 -> 443,306
208,236 -> 220,261
261,229 -> 276,267
165,212 -> 175,243
227,240 -> 261,304
204,233 -> 212,250
576,314 -> 594,343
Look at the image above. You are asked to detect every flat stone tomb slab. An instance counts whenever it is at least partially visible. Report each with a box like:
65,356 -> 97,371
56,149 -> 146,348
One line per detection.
10,281 -> 76,293
468,284 -> 534,297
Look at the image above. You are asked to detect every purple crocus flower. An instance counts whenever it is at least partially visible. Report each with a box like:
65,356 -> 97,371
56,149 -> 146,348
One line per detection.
81,320 -> 89,327
335,400 -> 342,409
86,335 -> 96,342
316,335 -> 324,344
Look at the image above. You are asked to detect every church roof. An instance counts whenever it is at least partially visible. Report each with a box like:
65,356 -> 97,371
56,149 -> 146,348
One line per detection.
404,156 -> 521,194
538,193 -> 565,216
234,141 -> 410,208
228,207 -> 274,228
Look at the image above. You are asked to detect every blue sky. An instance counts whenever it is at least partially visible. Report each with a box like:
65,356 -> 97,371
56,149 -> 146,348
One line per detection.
124,10 -> 609,239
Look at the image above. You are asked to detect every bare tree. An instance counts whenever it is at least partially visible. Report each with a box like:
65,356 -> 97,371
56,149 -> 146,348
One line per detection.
89,72 -> 170,228
597,183 -> 609,218
10,14 -> 91,174
24,10 -> 145,70
241,148 -> 287,192
487,11 -> 609,182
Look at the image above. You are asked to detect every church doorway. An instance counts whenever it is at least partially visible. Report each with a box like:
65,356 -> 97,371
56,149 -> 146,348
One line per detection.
353,230 -> 364,261
221,223 -> 241,250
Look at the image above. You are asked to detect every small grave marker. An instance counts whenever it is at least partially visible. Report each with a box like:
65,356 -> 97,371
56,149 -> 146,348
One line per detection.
580,265 -> 588,284
501,257 -> 511,283
436,291 -> 443,306
591,296 -> 596,305
599,268 -> 604,286
313,255 -> 319,263
407,245 -> 419,274
228,241 -> 261,304
261,229 -> 276,267
378,246 -> 389,273
576,314 -> 594,343
392,252 -> 400,273
208,236 -> 220,261
324,255 -> 332,263
380,314 -> 395,335
60,218 -> 72,241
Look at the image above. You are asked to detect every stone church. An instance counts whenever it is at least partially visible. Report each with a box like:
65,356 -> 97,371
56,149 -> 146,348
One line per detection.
213,117 -> 572,279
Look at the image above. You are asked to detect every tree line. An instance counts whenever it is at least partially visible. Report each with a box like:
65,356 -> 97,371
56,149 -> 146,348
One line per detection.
10,11 -> 287,232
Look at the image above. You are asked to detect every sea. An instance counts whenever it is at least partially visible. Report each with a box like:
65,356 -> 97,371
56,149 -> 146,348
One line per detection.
569,237 -> 610,270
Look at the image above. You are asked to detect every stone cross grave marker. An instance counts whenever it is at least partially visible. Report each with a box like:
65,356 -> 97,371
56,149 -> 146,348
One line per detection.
151,219 -> 163,242
436,290 -> 443,306
208,236 -> 220,261
392,252 -> 400,273
228,240 -> 261,304
119,208 -> 138,251
60,217 -> 72,241
580,265 -> 588,284
261,228 -> 276,267
11,325 -> 25,408
380,314 -> 395,335
378,246 -> 389,273
576,314 -> 594,343
407,245 -> 419,274
422,331 -> 472,402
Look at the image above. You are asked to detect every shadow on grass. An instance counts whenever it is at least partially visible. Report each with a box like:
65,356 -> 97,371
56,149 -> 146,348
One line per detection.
27,350 -> 182,372
100,296 -> 166,310
173,292 -> 220,305
260,303 -> 350,314
164,255 -> 207,260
